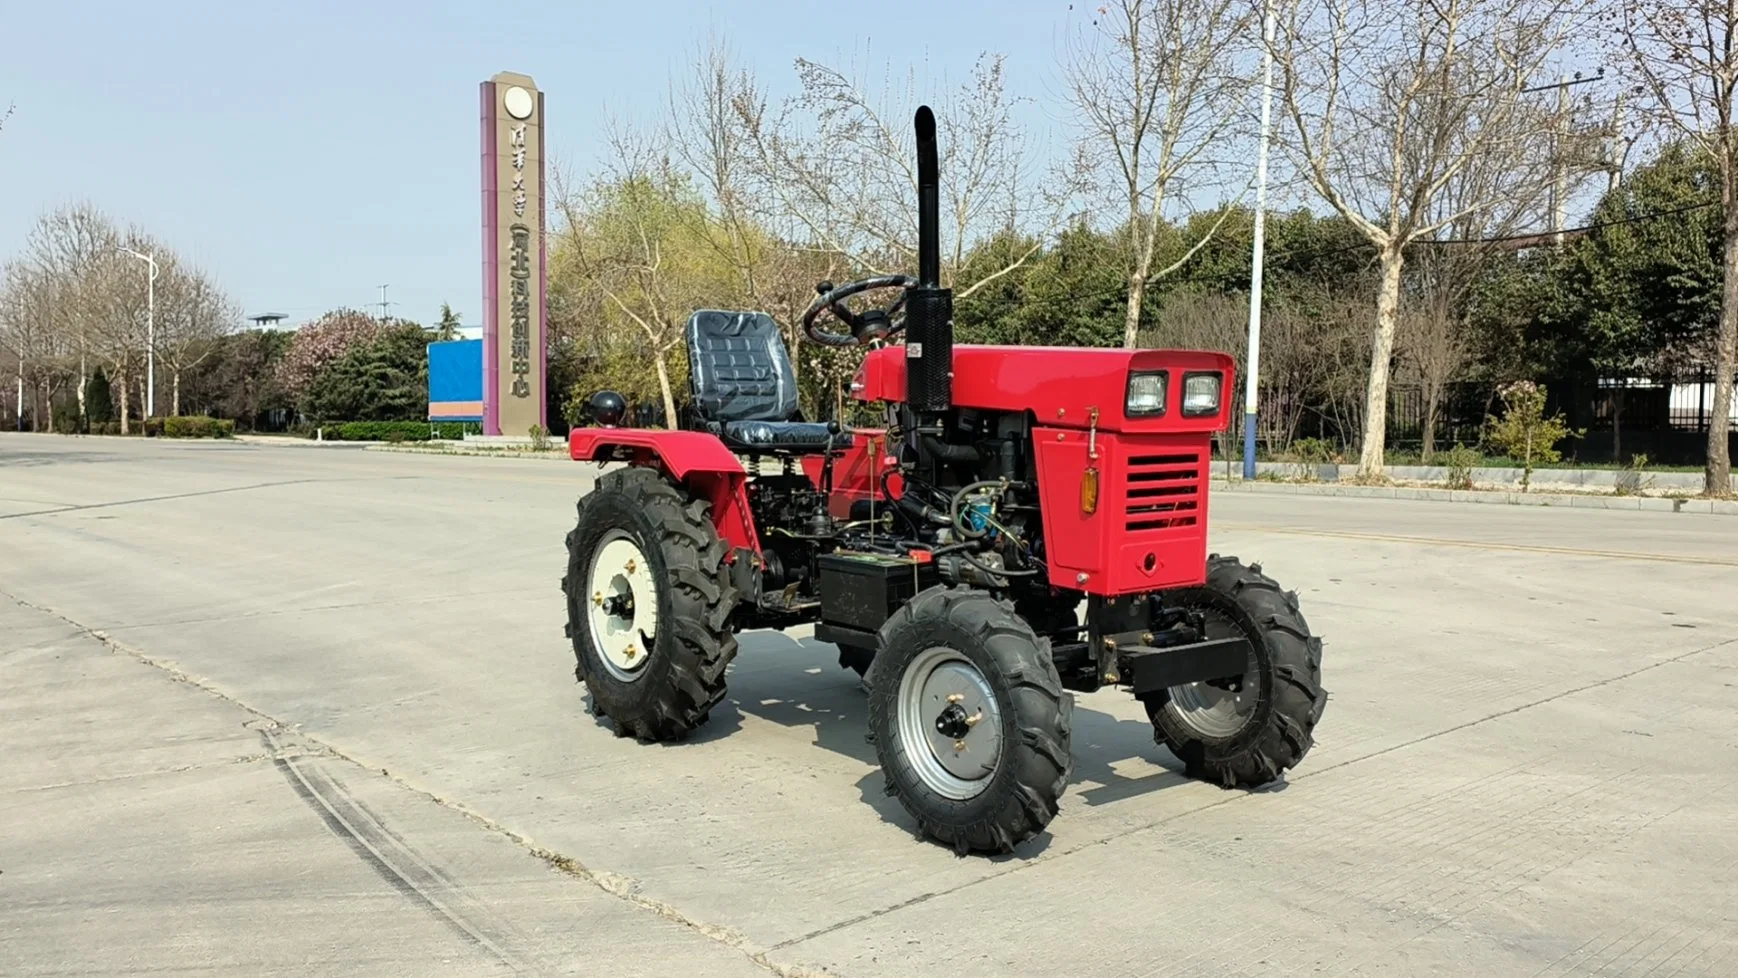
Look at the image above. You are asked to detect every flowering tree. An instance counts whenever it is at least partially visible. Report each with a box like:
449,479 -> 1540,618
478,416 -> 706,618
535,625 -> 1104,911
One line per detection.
275,309 -> 385,406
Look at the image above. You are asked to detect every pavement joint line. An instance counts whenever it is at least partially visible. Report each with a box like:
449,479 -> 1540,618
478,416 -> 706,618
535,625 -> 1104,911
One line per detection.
1284,634 -> 1737,785
0,479 -> 331,521
97,586 -> 531,631
1216,522 -> 1738,567
0,587 -> 829,978
775,632 -> 1738,952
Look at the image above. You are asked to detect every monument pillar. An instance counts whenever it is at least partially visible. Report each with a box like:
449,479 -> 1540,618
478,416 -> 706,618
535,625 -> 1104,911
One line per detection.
480,71 -> 547,436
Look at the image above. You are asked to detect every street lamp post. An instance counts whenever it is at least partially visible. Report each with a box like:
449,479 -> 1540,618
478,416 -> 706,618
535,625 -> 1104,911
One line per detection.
118,248 -> 158,418
1242,0 -> 1277,481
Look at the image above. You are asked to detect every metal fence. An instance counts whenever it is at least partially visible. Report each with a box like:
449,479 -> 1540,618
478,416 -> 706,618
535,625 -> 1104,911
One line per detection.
1273,371 -> 1736,465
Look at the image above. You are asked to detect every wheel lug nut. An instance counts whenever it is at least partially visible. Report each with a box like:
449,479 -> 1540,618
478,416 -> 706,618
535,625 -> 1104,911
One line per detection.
953,740 -> 966,752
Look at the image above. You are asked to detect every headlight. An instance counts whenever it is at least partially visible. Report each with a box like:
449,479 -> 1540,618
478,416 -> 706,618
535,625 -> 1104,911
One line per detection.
1125,371 -> 1167,416
1181,372 -> 1221,416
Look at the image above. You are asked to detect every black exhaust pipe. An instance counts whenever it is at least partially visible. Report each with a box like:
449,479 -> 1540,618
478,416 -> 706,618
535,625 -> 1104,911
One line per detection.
905,106 -> 952,413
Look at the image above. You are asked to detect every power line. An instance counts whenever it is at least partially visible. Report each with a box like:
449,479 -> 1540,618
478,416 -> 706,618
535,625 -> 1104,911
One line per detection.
979,199 -> 1722,313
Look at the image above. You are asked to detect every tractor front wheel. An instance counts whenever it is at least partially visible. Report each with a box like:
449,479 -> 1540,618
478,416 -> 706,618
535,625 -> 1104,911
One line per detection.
868,586 -> 1072,854
1143,555 -> 1326,788
562,466 -> 740,741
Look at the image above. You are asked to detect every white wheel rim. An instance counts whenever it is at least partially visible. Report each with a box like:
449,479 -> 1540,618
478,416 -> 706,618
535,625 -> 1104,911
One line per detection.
586,530 -> 659,682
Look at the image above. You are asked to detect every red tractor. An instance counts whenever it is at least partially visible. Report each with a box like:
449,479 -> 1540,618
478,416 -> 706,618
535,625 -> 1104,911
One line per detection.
563,107 -> 1325,854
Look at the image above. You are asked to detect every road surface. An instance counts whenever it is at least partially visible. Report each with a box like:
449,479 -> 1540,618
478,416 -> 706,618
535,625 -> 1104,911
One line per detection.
3,434 -> 1735,977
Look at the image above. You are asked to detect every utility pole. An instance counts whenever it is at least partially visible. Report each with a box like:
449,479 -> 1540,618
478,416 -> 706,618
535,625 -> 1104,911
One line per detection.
118,248 -> 158,417
376,284 -> 392,321
1523,70 -> 1603,247
1242,0 -> 1277,482
1553,79 -> 1570,246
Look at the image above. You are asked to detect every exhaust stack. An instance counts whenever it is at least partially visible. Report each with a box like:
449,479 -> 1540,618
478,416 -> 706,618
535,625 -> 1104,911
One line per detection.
904,106 -> 952,413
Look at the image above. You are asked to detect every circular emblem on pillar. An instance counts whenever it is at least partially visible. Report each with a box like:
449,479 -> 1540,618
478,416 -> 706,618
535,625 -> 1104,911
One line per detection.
503,85 -> 535,120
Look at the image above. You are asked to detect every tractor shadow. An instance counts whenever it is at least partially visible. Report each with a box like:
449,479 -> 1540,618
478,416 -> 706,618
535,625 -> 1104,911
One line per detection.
721,632 -> 1210,834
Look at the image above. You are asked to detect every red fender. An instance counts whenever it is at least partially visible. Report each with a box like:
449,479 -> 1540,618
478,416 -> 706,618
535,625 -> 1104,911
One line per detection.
568,429 -> 760,554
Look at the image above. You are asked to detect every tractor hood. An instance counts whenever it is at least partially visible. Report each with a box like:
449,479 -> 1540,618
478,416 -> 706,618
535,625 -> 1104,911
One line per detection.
851,344 -> 1236,433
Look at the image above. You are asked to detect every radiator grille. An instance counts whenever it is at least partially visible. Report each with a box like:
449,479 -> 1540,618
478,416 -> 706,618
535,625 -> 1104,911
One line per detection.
1123,450 -> 1204,532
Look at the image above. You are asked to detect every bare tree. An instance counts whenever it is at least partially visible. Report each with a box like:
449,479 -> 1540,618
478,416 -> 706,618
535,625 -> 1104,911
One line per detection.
734,51 -> 1073,297
1276,0 -> 1578,477
666,39 -> 846,414
85,237 -> 157,434
552,125 -> 740,425
0,102 -> 14,133
1616,0 -> 1738,495
22,204 -> 120,422
0,263 -> 48,430
1396,281 -> 1469,461
156,265 -> 237,416
1063,0 -> 1258,348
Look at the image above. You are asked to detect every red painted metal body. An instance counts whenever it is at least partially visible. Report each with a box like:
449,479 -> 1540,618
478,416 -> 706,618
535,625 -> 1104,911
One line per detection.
799,429 -> 902,517
852,345 -> 1235,594
568,429 -> 760,553
571,344 -> 1233,596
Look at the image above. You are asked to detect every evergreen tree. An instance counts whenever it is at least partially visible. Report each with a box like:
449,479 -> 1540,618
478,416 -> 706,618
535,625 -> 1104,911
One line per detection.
85,368 -> 114,425
435,303 -> 462,342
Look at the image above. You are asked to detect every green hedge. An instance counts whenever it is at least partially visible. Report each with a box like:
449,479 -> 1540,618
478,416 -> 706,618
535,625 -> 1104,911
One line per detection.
310,421 -> 479,442
163,416 -> 235,438
88,417 -> 233,438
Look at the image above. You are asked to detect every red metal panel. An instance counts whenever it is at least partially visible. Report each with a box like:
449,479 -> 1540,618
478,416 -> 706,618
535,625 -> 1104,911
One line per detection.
1032,427 -> 1210,595
801,429 -> 903,518
855,345 -> 1237,435
567,429 -> 759,552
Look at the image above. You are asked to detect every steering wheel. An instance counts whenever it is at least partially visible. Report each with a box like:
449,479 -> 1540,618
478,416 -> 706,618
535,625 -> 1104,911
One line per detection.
801,275 -> 918,348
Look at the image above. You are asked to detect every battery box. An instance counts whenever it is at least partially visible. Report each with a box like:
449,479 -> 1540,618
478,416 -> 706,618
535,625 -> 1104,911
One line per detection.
816,551 -> 940,634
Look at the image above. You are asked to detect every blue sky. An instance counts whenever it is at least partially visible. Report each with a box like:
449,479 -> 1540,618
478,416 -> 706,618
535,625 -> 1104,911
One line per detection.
0,0 -> 1095,328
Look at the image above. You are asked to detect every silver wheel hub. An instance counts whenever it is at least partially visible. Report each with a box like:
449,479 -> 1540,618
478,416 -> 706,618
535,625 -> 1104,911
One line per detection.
897,647 -> 1003,800
586,530 -> 659,682
1168,609 -> 1258,738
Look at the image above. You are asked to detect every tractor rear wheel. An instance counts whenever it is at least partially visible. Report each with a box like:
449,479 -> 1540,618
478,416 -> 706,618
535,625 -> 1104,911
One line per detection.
562,466 -> 740,741
1143,555 -> 1325,788
868,586 -> 1072,854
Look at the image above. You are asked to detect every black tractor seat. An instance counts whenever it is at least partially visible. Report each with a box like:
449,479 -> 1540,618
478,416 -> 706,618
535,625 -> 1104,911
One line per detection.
685,309 -> 853,455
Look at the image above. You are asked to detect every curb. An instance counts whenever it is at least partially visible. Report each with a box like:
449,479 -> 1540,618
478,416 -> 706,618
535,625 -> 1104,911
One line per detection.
231,435 -> 368,449
1212,479 -> 1738,515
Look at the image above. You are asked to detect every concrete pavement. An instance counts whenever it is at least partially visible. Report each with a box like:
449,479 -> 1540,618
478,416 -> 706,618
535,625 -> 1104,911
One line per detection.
2,433 -> 1735,977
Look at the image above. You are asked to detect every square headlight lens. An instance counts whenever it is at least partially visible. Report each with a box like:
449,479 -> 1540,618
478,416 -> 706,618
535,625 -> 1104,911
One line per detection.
1182,372 -> 1221,416
1125,371 -> 1167,416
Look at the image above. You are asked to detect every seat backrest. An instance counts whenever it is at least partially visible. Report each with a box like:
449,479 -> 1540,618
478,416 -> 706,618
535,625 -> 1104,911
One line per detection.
686,310 -> 798,423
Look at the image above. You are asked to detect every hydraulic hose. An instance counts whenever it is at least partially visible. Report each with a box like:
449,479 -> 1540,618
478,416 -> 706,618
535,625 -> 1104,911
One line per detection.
919,433 -> 979,465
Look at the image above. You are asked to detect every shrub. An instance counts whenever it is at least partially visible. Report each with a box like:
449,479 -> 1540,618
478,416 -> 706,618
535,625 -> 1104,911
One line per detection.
51,401 -> 85,434
1442,444 -> 1482,490
528,423 -> 549,451
162,415 -> 235,439
141,418 -> 165,437
1615,452 -> 1655,496
1484,381 -> 1580,492
1286,437 -> 1338,464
